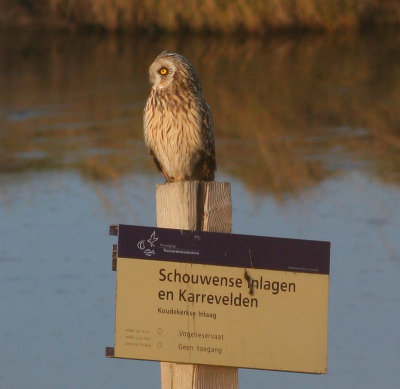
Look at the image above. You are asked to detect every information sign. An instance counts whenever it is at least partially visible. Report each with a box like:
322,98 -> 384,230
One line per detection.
107,225 -> 330,373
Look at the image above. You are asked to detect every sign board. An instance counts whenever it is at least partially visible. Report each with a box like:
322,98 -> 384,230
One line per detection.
106,224 -> 330,373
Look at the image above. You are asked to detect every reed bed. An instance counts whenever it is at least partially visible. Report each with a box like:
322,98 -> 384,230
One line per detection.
1,0 -> 400,31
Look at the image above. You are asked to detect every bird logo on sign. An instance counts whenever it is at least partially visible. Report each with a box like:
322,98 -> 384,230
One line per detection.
137,231 -> 159,257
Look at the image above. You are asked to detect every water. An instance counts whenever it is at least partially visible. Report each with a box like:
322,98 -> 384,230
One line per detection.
1,31 -> 399,388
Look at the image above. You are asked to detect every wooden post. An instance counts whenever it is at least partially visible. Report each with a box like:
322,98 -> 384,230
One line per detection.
156,181 -> 238,389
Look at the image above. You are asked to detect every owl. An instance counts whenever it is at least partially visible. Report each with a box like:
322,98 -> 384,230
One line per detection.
143,51 -> 216,182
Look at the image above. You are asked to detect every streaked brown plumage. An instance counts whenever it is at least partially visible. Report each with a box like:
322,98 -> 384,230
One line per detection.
143,51 -> 216,182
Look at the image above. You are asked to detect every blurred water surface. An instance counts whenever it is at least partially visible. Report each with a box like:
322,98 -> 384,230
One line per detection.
0,31 -> 399,388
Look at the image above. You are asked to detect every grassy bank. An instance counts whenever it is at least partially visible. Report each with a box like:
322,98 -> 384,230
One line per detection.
1,0 -> 400,32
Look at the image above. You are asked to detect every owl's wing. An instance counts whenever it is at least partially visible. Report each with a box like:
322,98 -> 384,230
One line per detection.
202,103 -> 216,157
195,101 -> 216,181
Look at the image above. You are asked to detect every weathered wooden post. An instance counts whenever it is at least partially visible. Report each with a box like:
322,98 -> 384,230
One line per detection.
156,181 -> 238,388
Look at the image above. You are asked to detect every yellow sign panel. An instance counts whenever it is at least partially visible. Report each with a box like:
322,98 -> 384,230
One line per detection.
113,257 -> 329,373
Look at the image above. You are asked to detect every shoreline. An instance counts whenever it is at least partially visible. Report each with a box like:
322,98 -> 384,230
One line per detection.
0,1 -> 399,33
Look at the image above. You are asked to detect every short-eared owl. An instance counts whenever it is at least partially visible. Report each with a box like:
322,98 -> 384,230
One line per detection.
143,51 -> 216,182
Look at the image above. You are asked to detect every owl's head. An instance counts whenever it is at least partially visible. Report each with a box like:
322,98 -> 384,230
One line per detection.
148,51 -> 201,91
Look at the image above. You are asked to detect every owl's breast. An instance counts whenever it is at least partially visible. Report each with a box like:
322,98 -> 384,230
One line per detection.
144,95 -> 203,180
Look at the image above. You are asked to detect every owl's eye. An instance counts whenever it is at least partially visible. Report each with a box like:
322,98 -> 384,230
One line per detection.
159,67 -> 168,75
